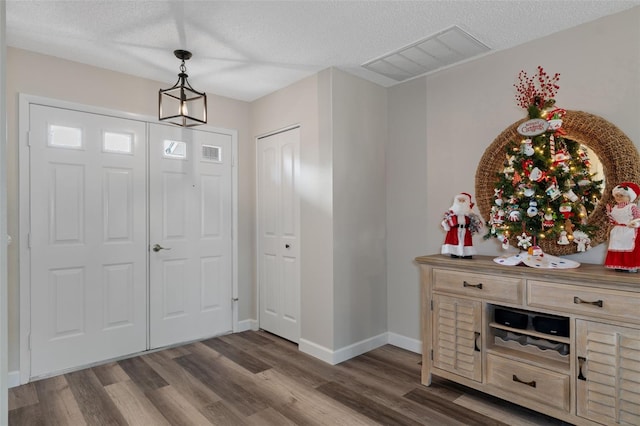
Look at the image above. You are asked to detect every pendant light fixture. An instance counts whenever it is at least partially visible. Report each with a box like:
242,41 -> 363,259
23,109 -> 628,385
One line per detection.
159,49 -> 207,127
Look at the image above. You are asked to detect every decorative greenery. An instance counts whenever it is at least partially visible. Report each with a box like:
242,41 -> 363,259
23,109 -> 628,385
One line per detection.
484,67 -> 603,251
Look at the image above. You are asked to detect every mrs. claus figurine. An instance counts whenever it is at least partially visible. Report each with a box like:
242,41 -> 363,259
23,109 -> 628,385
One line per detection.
441,192 -> 483,259
604,182 -> 640,272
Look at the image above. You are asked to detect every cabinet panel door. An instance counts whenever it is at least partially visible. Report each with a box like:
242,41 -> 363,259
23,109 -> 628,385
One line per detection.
576,320 -> 640,425
433,294 -> 482,382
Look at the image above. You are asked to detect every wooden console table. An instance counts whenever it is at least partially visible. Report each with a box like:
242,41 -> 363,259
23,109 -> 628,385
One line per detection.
416,254 -> 640,426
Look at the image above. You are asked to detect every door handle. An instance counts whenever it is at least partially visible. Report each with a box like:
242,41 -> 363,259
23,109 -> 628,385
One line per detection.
285,244 -> 291,249
152,244 -> 171,252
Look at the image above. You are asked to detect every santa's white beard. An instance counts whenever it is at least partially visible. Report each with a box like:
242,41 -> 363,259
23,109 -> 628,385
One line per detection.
450,201 -> 471,216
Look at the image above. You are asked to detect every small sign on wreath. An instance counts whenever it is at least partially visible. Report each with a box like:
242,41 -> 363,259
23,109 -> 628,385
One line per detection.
517,118 -> 549,136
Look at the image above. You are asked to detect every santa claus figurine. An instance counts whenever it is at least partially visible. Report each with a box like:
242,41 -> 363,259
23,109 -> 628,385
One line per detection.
604,182 -> 640,272
441,193 -> 483,259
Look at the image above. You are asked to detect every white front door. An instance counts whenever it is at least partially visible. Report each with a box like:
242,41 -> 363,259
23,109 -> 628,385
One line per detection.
258,127 -> 300,343
29,105 -> 147,377
148,124 -> 233,349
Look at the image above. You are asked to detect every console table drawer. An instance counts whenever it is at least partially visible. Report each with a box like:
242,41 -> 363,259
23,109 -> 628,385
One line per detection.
486,354 -> 570,412
433,269 -> 523,303
528,280 -> 640,323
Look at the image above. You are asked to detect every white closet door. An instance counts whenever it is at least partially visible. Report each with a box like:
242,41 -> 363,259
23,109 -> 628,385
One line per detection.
148,124 -> 233,349
29,105 -> 147,378
258,127 -> 300,343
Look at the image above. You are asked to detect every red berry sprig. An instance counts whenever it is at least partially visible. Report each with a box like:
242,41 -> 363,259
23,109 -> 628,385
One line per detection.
514,66 -> 560,109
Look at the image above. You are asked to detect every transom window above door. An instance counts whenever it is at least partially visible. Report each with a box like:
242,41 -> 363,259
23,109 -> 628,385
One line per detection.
48,124 -> 83,149
163,139 -> 187,159
103,131 -> 133,154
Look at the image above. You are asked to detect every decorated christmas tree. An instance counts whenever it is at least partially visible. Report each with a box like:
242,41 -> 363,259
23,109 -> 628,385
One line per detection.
485,67 -> 603,253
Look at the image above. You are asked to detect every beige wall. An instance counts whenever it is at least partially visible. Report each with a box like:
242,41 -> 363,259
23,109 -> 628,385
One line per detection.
250,70 -> 335,350
387,77 -> 427,346
387,7 -> 640,342
5,48 -> 252,371
331,69 -> 388,348
251,68 -> 388,353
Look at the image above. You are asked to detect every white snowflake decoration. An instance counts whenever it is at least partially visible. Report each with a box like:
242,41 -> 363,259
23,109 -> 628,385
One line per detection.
516,232 -> 533,250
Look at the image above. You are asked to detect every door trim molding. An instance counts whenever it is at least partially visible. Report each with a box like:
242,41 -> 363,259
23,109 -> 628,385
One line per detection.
18,94 -> 239,384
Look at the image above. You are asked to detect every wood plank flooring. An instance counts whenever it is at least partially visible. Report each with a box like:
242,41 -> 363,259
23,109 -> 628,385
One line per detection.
9,330 -> 569,425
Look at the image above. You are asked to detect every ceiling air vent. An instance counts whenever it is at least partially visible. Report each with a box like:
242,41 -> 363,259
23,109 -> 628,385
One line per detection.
362,26 -> 491,82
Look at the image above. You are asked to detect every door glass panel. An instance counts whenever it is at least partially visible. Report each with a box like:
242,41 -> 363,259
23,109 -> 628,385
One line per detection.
48,124 -> 82,149
202,145 -> 221,162
103,131 -> 133,154
163,140 -> 187,159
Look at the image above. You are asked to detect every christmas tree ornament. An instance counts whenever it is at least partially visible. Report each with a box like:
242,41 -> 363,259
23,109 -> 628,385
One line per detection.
521,139 -> 534,156
508,207 -> 521,222
557,231 -> 570,245
529,167 -> 544,182
559,203 -> 573,219
517,232 -> 533,250
494,188 -> 503,205
497,233 -> 510,250
546,182 -> 562,200
546,108 -> 566,131
492,207 -> 505,225
528,244 -> 543,256
542,212 -> 555,228
564,219 -> 575,236
564,189 -> 579,202
527,200 -> 539,217
577,204 -> 588,225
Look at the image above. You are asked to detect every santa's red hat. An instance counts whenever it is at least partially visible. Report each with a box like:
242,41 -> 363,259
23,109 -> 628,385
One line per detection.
613,182 -> 640,202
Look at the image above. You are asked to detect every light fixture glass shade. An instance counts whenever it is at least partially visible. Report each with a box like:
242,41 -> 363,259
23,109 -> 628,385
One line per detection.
159,50 -> 207,127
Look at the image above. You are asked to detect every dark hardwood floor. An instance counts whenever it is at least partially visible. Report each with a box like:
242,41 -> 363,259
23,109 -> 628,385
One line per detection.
9,330 -> 568,425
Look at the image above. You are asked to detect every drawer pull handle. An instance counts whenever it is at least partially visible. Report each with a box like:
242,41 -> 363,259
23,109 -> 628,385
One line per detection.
463,281 -> 483,289
578,356 -> 587,381
474,332 -> 481,352
573,296 -> 603,308
512,375 -> 536,388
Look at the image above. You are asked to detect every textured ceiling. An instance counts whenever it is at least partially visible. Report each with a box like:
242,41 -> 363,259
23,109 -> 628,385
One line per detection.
6,1 -> 640,102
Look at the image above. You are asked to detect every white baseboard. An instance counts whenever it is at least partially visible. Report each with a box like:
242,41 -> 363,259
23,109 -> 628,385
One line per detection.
300,332 -> 388,365
299,338 -> 335,364
387,332 -> 422,354
8,370 -> 21,388
235,319 -> 259,333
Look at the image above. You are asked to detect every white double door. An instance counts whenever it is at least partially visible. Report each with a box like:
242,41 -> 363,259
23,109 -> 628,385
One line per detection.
28,104 -> 232,378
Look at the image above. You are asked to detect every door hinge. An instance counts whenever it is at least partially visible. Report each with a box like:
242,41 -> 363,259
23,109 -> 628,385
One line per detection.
430,299 -> 433,310
430,349 -> 433,361
28,333 -> 31,350
27,233 -> 31,249
27,130 -> 31,147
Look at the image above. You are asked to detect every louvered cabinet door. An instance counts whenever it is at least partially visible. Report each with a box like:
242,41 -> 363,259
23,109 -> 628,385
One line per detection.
576,320 -> 640,425
432,294 -> 482,382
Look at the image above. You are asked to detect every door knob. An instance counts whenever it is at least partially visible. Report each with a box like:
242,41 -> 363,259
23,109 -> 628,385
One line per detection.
152,243 -> 171,252
285,244 -> 290,249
